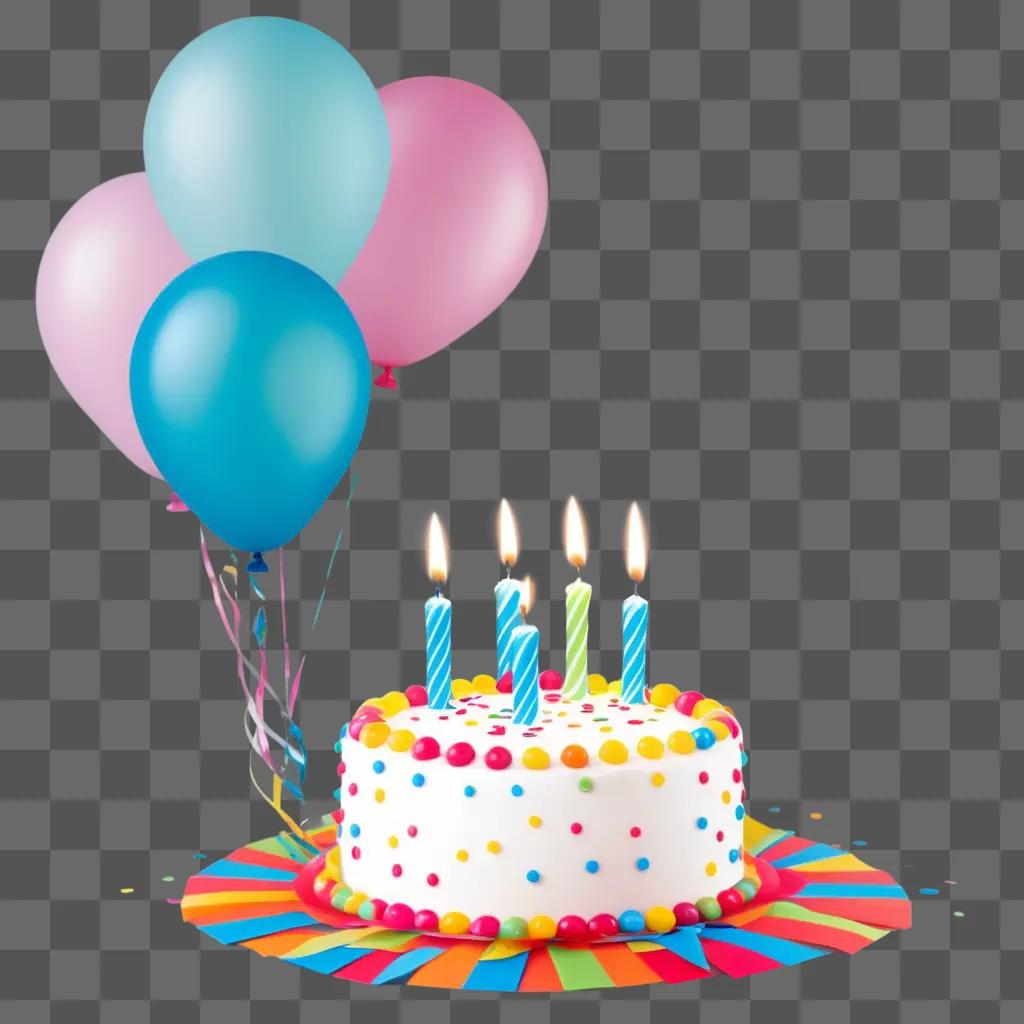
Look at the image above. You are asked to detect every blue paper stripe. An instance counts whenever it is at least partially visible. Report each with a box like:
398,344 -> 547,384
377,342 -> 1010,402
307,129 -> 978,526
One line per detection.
772,843 -> 846,869
286,945 -> 374,975
462,952 -> 529,992
656,926 -> 709,970
199,911 -> 320,944
704,926 -> 827,966
372,946 -> 448,984
797,883 -> 906,900
200,861 -> 297,882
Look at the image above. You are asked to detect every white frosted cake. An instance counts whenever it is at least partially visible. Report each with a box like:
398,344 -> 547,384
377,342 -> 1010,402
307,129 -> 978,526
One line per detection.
322,675 -> 756,940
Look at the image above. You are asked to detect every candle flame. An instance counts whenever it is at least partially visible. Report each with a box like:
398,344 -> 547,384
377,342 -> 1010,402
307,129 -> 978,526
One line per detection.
564,496 -> 587,569
626,502 -> 647,582
519,575 -> 535,617
427,513 -> 448,584
498,498 -> 519,567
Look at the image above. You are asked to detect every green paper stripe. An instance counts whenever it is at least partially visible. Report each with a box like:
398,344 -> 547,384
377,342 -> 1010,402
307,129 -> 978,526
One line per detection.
768,900 -> 888,942
547,945 -> 614,990
348,929 -> 420,950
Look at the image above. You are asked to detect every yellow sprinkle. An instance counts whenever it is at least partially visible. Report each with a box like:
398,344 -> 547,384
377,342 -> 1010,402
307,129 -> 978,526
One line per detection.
387,728 -> 415,752
557,710 -> 567,717
456,849 -> 469,862
374,788 -> 385,803
810,811 -> 823,820
522,747 -> 550,770
465,720 -> 478,727
378,690 -> 410,716
649,683 -> 681,708
119,887 -> 134,895
644,905 -> 676,932
528,915 -> 557,940
599,725 -> 613,733
473,673 -> 498,694
451,677 -> 473,698
587,673 -> 609,694
668,730 -> 696,754
651,772 -> 666,787
722,790 -> 732,804
360,722 -> 391,748
599,739 -> 629,764
387,835 -> 398,849
487,840 -> 502,854
439,911 -> 470,934
637,736 -> 665,760
528,815 -> 543,828
706,862 -> 717,877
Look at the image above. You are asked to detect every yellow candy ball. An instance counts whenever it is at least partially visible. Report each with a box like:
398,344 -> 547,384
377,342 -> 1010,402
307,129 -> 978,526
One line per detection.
387,728 -> 416,752
451,678 -> 473,698
637,736 -> 665,760
587,673 -> 609,694
609,679 -> 623,693
325,846 -> 341,881
361,697 -> 387,712
668,730 -> 697,754
708,720 -> 731,741
692,698 -> 722,720
473,673 -> 498,694
522,747 -> 551,770
599,739 -> 629,764
344,891 -> 367,914
645,906 -> 676,933
360,722 -> 391,748
378,690 -> 410,717
528,915 -> 557,940
649,683 -> 681,708
439,911 -> 470,934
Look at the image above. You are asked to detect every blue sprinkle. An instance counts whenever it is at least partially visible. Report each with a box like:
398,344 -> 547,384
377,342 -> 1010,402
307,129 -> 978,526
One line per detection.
511,784 -> 524,797
192,853 -> 206,860
768,806 -> 780,814
337,824 -> 344,836
339,725 -> 348,739
526,869 -> 540,883
919,888 -> 940,896
585,859 -> 600,874
332,788 -> 341,800
464,785 -> 476,797
619,910 -> 645,933
740,751 -> 748,767
729,848 -> 740,863
735,805 -> 745,820
635,857 -> 650,872
696,817 -> 708,830
349,824 -> 361,838
334,740 -> 343,754
372,760 -> 385,774
692,727 -> 715,750
412,773 -> 425,787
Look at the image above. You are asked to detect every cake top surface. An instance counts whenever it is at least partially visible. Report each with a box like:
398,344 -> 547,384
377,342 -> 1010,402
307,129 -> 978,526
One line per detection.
344,681 -> 742,771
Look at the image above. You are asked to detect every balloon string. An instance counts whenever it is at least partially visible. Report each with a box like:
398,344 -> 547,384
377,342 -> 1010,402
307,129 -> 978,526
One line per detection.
312,470 -> 359,630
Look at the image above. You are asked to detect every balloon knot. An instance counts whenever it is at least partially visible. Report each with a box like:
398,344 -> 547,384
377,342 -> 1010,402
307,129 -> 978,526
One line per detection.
247,552 -> 269,573
374,366 -> 397,389
166,492 -> 189,513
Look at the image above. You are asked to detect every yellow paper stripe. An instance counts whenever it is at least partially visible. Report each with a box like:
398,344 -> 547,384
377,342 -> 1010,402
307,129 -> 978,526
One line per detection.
285,927 -> 384,959
181,889 -> 300,909
625,940 -> 664,952
480,939 -> 531,961
792,852 -> 874,873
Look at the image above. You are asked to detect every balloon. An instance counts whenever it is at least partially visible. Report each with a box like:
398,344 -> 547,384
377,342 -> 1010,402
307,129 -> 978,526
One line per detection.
35,173 -> 190,477
337,77 -> 548,381
143,17 -> 389,283
130,251 -> 371,556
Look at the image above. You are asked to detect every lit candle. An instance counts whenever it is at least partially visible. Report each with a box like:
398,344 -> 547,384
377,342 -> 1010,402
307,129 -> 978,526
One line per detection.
621,502 -> 649,705
510,576 -> 539,725
563,496 -> 592,701
424,513 -> 452,710
495,499 -> 520,682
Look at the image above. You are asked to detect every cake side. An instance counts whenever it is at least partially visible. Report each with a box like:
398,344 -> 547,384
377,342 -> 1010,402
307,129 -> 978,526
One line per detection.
331,681 -> 752,937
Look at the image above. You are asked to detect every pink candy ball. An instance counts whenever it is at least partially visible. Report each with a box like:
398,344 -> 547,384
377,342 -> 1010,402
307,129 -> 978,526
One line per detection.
556,915 -> 589,941
674,690 -> 704,716
673,902 -> 700,927
484,745 -> 512,770
469,915 -> 500,938
539,669 -> 563,691
446,741 -> 476,767
382,903 -> 415,929
587,913 -> 620,938
413,909 -> 439,931
496,671 -> 514,693
411,736 -> 440,760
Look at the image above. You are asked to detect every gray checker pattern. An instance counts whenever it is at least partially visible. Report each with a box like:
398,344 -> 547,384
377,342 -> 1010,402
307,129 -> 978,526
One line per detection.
0,0 -> 1021,1021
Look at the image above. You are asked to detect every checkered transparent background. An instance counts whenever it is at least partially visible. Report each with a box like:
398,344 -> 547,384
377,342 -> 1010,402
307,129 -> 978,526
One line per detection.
2,1 -> 1022,1021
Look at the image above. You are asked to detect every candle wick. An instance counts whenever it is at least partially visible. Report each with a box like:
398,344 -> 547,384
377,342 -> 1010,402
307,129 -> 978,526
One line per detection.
505,564 -> 512,579
634,579 -> 639,596
434,582 -> 441,599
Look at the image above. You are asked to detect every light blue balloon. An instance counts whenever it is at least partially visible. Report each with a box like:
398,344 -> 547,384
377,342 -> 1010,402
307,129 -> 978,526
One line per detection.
143,17 -> 389,283
130,251 -> 371,556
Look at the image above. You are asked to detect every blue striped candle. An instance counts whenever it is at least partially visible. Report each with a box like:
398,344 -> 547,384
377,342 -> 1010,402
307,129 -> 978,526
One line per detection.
425,593 -> 452,709
495,577 -> 519,680
621,592 -> 648,705
510,622 -> 539,725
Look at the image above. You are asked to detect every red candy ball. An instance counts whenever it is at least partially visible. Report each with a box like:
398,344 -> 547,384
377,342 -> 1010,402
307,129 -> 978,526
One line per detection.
673,902 -> 700,927
485,745 -> 513,770
446,741 -> 476,767
414,909 -> 439,931
717,889 -> 743,915
588,913 -> 620,938
412,736 -> 441,760
469,915 -> 500,938
347,719 -> 366,741
370,898 -> 387,920
496,671 -> 514,694
405,684 -> 428,707
556,915 -> 589,941
674,690 -> 704,716
383,903 -> 415,929
539,669 -> 563,691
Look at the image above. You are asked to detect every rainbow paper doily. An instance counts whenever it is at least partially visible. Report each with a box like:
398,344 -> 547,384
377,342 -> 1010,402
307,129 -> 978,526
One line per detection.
180,816 -> 911,992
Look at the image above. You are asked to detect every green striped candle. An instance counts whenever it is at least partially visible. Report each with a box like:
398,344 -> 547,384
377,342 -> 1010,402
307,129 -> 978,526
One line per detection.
563,496 -> 590,701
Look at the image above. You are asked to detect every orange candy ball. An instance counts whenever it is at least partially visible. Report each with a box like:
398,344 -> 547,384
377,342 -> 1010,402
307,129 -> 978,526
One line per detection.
560,744 -> 589,769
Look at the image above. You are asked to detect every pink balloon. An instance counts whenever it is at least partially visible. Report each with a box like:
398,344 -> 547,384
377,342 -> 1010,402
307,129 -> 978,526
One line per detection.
338,77 -> 548,379
36,173 -> 191,477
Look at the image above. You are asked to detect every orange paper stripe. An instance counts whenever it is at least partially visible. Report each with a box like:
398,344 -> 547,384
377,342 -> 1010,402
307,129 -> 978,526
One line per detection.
404,943 -> 483,989
590,943 -> 664,988
518,948 -> 562,992
242,927 -> 327,957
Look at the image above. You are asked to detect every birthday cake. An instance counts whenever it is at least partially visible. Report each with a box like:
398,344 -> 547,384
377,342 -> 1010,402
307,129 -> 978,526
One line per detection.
331,678 -> 752,940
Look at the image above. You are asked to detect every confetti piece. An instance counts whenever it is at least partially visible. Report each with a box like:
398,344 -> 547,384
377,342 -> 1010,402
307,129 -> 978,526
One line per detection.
944,880 -> 956,886
768,806 -> 780,814
918,888 -> 940,896
120,887 -> 135,894
809,812 -> 823,821
166,898 -> 182,905
953,911 -> 965,918
193,853 -> 207,860
852,840 -> 867,847
161,876 -> 175,883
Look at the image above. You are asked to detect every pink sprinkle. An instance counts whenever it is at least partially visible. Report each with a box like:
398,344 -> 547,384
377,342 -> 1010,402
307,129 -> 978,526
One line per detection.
627,719 -> 644,725
351,846 -> 361,860
630,826 -> 641,838
426,873 -> 439,887
455,708 -> 468,716
732,769 -> 742,783
699,772 -> 709,785
407,825 -> 418,837
544,693 -> 561,703
716,831 -> 724,842
165,898 -> 181,905
570,822 -> 583,835
336,761 -> 346,777
392,863 -> 403,877
348,782 -> 358,795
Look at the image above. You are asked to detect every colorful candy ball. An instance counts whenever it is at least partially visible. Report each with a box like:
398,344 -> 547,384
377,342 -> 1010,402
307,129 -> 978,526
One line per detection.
587,913 -> 620,938
556,915 -> 589,941
382,903 -> 415,929
674,690 -> 704,716
405,684 -> 428,706
485,745 -> 513,770
446,741 -> 476,767
411,736 -> 441,760
539,669 -> 563,691
496,671 -> 514,693
413,909 -> 439,931
673,901 -> 701,926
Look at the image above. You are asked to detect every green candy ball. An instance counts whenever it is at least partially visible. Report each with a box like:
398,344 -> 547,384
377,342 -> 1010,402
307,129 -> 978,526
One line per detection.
695,896 -> 722,921
734,879 -> 757,902
498,916 -> 529,939
330,885 -> 353,910
357,899 -> 376,921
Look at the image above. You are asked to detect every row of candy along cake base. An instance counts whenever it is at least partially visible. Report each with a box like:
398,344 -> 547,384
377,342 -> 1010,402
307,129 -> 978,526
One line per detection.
312,844 -> 762,940
341,673 -> 741,769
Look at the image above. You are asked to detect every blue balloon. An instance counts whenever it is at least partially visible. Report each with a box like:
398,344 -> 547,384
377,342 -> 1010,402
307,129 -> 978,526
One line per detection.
143,17 -> 389,283
131,251 -> 370,556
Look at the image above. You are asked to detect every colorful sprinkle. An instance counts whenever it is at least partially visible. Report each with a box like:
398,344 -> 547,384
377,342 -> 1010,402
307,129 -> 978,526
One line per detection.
349,824 -> 361,838
391,863 -> 402,877
809,811 -> 823,820
722,791 -> 731,804
374,788 -> 385,803
526,869 -> 541,883
463,785 -> 476,797
578,777 -> 594,793
697,816 -> 708,830
510,784 -> 524,797
487,840 -> 502,854
919,888 -> 940,896
585,859 -> 600,874
411,773 -> 425,787
426,873 -> 439,887
456,849 -> 469,862
769,806 -> 780,813
407,825 -> 418,837
735,805 -> 745,820
528,815 -> 542,828
570,822 -> 583,835
706,862 -> 717,877
729,849 -> 740,863
630,826 -> 642,838
387,835 -> 398,849
650,772 -> 665,787
635,857 -> 650,871
372,760 -> 385,774
698,771 -> 709,785
119,887 -> 135,895
351,846 -> 361,860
